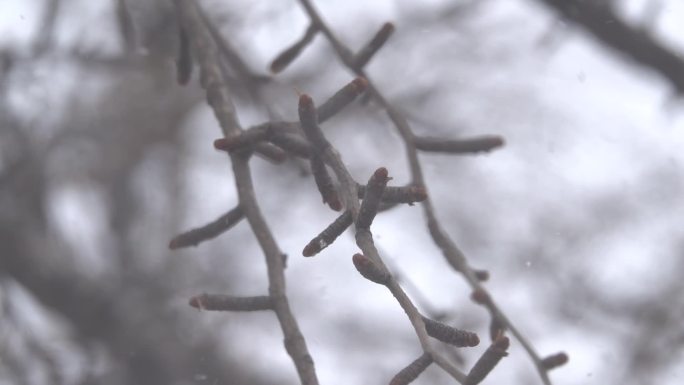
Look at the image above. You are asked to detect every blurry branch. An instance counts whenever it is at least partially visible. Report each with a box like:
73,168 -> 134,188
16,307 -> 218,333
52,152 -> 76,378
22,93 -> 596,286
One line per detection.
540,352 -> 569,370
33,0 -> 61,55
534,0 -> 684,93
353,22 -> 395,68
414,135 -> 504,154
175,23 -> 193,84
116,0 -> 136,53
270,23 -> 319,73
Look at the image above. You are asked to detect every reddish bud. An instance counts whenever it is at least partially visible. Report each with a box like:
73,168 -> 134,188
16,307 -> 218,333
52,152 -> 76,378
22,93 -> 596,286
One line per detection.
389,353 -> 432,385
351,77 -> 369,93
189,294 -> 206,310
471,288 -> 491,305
214,138 -> 230,150
352,253 -> 390,285
465,336 -> 510,385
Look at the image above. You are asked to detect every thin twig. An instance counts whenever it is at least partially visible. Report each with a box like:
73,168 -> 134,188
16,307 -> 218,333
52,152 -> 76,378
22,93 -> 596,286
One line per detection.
189,294 -> 272,311
169,206 -> 244,249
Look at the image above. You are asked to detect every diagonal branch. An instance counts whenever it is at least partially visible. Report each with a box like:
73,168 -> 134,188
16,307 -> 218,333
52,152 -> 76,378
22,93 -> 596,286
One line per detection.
533,0 -> 684,93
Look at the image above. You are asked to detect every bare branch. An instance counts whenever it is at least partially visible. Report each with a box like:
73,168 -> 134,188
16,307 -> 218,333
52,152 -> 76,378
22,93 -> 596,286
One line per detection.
303,211 -> 353,257
353,22 -> 395,69
317,77 -> 368,123
352,253 -> 391,285
414,135 -> 504,154
189,294 -> 273,311
464,336 -> 510,385
535,0 -> 684,93
270,24 -> 319,73
169,206 -> 244,249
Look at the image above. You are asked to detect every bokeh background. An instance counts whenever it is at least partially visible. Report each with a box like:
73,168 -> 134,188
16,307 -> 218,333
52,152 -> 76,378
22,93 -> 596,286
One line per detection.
1,1 -> 683,384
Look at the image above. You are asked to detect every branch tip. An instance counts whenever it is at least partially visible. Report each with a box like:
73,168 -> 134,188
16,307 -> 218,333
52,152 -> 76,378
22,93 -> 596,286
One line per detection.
409,186 -> 428,202
299,93 -> 314,110
464,336 -> 510,385
357,167 -> 390,229
168,206 -> 244,249
213,137 -> 230,150
270,23 -> 318,73
188,293 -> 272,311
354,21 -> 396,68
493,335 -> 510,351
302,211 -> 353,257
389,353 -> 433,385
352,253 -> 390,285
374,166 -> 389,180
471,288 -> 491,305
541,352 -> 568,370
315,77 -> 370,122
189,295 -> 204,310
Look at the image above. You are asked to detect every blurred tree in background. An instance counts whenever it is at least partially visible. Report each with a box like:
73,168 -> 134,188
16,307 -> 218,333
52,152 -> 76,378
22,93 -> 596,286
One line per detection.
1,1 -> 683,385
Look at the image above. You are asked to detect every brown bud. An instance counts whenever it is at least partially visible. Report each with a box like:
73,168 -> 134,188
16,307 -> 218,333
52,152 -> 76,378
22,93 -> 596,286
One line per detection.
352,253 -> 390,285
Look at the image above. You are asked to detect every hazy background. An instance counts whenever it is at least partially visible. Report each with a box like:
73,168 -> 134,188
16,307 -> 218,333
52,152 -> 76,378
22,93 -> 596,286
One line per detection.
1,1 -> 683,384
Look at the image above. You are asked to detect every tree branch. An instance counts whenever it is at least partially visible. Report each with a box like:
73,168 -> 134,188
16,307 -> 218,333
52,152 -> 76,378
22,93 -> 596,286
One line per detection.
534,0 -> 684,93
